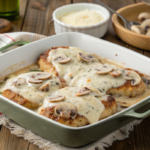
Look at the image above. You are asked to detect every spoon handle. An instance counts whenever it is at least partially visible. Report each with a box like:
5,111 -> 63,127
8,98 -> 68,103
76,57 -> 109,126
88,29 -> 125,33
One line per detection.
0,41 -> 30,52
94,0 -> 127,27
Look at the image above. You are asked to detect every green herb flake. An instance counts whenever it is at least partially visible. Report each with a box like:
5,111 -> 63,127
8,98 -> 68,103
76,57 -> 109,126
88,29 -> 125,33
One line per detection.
3,76 -> 10,81
0,82 -> 4,85
30,70 -> 42,72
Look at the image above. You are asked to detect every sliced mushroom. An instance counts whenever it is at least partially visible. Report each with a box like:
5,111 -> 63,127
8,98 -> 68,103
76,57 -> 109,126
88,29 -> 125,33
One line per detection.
47,95 -> 65,102
13,78 -> 26,86
141,19 -> 150,32
53,54 -> 70,64
78,53 -> 94,62
95,64 -> 112,75
109,70 -> 122,77
39,83 -> 50,92
123,70 -> 141,85
55,102 -> 77,119
138,12 -> 150,22
76,87 -> 91,96
125,68 -> 143,77
28,77 -> 43,84
131,25 -> 145,34
86,86 -> 102,96
32,72 -> 51,80
142,75 -> 150,88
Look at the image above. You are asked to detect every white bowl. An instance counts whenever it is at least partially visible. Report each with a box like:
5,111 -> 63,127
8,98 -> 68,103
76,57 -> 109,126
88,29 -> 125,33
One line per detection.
53,3 -> 110,38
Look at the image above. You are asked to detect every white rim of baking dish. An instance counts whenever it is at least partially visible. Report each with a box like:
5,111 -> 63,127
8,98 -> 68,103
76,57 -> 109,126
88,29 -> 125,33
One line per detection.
1,32 -> 150,130
53,3 -> 110,29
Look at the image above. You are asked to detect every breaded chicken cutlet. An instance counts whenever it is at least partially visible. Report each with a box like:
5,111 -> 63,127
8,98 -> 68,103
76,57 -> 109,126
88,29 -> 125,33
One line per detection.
39,87 -> 117,127
3,72 -> 63,109
38,47 -> 146,106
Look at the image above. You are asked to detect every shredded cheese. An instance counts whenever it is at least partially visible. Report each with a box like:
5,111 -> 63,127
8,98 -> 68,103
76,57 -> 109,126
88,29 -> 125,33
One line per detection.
59,9 -> 103,26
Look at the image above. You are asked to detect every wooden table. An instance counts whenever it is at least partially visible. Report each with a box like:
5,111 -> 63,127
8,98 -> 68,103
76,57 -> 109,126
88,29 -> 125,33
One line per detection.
0,0 -> 150,150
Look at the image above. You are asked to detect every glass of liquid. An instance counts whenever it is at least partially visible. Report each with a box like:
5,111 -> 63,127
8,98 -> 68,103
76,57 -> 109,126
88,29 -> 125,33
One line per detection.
0,0 -> 19,20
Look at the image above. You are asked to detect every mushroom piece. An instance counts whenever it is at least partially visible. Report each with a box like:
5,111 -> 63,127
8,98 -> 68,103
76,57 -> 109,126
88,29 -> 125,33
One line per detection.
78,53 -> 94,62
31,72 -> 51,80
146,30 -> 150,36
28,77 -> 43,84
109,70 -> 122,77
39,83 -> 50,92
55,102 -> 77,119
131,25 -> 145,34
86,86 -> 102,96
13,78 -> 26,86
47,95 -> 65,102
53,54 -> 71,64
138,12 -> 150,22
76,87 -> 91,96
95,64 -> 112,75
123,70 -> 141,85
141,19 -> 150,32
142,75 -> 150,88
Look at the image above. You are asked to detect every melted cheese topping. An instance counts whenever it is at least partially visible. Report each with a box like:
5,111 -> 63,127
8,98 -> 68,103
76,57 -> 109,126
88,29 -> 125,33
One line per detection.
59,9 -> 103,26
47,47 -> 141,94
40,87 -> 106,124
0,47 -> 144,126
4,72 -> 62,105
0,64 -> 39,93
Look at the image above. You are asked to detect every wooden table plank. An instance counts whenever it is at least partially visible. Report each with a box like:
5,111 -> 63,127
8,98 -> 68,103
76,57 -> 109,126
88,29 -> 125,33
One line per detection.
1,0 -> 150,150
107,116 -> 150,150
22,0 -> 71,36
28,144 -> 41,150
0,126 -> 29,150
11,0 -> 29,32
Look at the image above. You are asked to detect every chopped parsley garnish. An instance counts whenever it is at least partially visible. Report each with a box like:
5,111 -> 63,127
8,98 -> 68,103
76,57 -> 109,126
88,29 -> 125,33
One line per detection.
30,70 -> 42,72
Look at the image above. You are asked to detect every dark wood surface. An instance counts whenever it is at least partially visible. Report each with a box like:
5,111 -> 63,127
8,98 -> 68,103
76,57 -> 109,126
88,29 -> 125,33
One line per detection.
0,0 -> 150,149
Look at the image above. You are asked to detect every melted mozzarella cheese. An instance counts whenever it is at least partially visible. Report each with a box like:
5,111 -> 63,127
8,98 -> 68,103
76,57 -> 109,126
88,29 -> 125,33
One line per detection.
47,47 -> 141,94
4,72 -> 62,105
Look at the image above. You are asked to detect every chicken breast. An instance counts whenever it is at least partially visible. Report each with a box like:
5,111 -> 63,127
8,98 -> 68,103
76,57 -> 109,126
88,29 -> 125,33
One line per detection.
3,72 -> 63,109
99,95 -> 117,120
38,47 -> 146,100
107,80 -> 146,97
3,89 -> 39,109
40,106 -> 89,127
39,87 -> 117,127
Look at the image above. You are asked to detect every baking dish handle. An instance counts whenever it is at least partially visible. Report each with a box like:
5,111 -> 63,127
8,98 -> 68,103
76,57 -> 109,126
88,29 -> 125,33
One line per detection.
124,109 -> 150,119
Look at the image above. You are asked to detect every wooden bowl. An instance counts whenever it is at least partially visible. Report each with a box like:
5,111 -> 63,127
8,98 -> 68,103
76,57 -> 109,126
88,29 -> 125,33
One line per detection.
112,2 -> 150,50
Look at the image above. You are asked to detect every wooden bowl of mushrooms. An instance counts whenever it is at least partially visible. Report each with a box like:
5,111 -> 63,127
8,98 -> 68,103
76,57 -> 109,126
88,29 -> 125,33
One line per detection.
112,2 -> 150,50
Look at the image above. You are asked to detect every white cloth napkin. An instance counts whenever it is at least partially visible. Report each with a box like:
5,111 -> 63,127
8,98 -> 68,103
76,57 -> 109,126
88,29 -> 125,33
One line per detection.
0,32 -> 142,150
0,32 -> 46,49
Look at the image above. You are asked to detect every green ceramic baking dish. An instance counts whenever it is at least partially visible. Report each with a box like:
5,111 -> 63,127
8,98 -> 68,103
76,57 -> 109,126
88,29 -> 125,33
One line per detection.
0,32 -> 150,147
